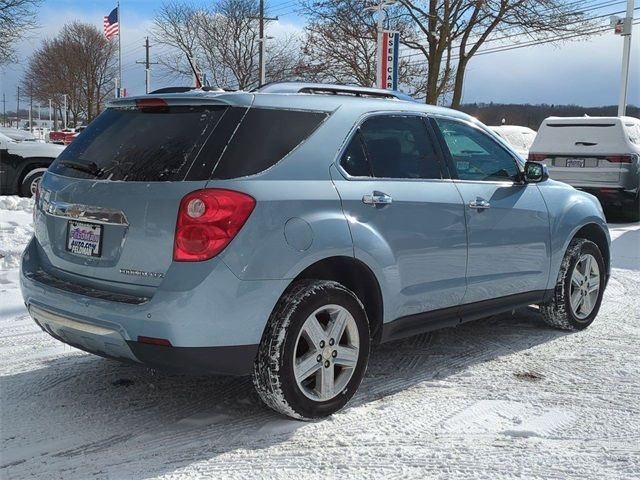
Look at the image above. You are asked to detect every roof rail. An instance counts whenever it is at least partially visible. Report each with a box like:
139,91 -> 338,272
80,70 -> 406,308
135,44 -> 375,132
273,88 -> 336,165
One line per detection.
255,82 -> 416,102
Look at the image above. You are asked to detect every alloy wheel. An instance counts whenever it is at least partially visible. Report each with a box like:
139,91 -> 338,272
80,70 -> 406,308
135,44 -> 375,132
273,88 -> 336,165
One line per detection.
293,304 -> 360,402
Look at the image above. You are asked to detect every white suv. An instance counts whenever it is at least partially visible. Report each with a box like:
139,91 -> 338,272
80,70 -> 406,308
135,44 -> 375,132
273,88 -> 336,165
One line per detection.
528,116 -> 640,221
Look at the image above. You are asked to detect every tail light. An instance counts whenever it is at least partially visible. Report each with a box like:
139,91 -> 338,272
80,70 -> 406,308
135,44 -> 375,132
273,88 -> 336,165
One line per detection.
173,189 -> 255,262
32,181 -> 40,223
528,153 -> 548,162
605,155 -> 634,163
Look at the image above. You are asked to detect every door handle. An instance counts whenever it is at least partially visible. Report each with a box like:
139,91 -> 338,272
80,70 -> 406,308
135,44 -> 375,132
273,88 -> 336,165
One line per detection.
468,198 -> 490,209
362,191 -> 393,206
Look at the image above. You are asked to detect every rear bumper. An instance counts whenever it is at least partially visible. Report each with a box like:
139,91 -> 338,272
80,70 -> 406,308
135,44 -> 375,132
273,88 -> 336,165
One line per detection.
20,237 -> 288,375
576,187 -> 638,206
30,304 -> 257,375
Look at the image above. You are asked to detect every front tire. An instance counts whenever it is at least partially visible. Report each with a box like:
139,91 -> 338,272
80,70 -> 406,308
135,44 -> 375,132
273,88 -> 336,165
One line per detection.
253,280 -> 370,420
540,238 -> 605,330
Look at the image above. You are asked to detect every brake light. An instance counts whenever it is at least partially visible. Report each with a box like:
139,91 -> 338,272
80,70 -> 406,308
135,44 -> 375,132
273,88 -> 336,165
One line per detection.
528,153 -> 548,162
173,189 -> 255,262
135,98 -> 169,112
605,155 -> 634,163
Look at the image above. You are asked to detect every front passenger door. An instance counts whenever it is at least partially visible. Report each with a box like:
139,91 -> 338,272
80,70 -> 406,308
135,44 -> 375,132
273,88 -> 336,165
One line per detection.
432,117 -> 551,304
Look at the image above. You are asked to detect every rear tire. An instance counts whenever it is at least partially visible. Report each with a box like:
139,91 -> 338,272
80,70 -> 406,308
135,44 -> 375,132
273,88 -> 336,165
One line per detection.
625,192 -> 639,222
540,238 -> 605,331
252,279 -> 370,420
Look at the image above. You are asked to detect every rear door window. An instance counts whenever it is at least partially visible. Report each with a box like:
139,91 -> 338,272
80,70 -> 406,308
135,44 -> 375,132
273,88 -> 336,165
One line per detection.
347,115 -> 444,179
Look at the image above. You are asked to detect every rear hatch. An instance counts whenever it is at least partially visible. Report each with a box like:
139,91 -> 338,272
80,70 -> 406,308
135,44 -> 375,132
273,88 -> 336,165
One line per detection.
34,92 -> 331,295
529,119 -> 634,187
35,94 -> 252,293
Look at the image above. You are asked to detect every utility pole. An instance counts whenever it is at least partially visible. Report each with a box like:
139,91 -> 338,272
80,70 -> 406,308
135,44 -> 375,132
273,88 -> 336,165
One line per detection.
2,93 -> 5,127
16,86 -> 19,129
136,37 -> 159,94
251,1 -> 278,87
617,0 -> 634,116
62,94 -> 68,129
366,0 -> 397,88
29,83 -> 33,133
48,99 -> 52,131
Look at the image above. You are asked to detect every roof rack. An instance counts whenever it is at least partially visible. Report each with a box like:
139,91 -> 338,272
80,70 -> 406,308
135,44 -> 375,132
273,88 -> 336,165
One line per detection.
255,82 -> 416,102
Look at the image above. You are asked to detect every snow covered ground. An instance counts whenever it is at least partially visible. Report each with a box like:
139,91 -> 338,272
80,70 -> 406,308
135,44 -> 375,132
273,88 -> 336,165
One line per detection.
1,196 -> 638,479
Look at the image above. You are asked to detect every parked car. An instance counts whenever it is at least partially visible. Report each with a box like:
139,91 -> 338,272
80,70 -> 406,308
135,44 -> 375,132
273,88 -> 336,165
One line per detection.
63,126 -> 86,145
49,128 -> 75,145
529,116 -> 640,221
0,127 -> 38,142
489,125 -> 537,158
0,132 -> 65,196
21,84 -> 610,420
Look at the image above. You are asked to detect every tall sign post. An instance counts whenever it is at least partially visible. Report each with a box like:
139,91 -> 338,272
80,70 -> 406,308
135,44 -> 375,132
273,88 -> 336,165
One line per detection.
611,0 -> 634,116
377,30 -> 400,91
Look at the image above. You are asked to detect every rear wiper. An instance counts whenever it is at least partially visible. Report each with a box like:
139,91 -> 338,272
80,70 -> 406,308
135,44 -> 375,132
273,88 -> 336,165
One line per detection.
58,160 -> 103,177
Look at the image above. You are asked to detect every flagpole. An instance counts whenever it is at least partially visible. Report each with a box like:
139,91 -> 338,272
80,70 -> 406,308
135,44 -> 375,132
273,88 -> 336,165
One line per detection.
118,0 -> 122,97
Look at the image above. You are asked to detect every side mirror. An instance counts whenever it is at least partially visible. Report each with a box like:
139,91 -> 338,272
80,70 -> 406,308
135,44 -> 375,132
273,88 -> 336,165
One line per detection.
524,161 -> 549,183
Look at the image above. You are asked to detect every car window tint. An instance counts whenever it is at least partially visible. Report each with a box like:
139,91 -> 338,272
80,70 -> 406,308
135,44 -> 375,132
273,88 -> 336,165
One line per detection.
359,115 -> 443,179
340,132 -> 371,177
49,106 -> 227,182
212,108 -> 328,179
436,118 -> 519,181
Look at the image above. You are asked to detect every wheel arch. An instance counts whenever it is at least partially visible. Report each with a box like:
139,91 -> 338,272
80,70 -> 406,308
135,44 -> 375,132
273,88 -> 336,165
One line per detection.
287,256 -> 384,343
572,222 -> 611,280
16,157 -> 53,192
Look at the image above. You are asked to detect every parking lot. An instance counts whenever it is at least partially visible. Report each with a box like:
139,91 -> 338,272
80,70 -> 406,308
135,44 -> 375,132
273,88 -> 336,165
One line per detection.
1,197 -> 639,479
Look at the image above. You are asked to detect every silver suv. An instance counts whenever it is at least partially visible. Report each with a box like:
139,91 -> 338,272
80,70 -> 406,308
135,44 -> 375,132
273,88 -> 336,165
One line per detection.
529,116 -> 640,221
22,83 -> 610,419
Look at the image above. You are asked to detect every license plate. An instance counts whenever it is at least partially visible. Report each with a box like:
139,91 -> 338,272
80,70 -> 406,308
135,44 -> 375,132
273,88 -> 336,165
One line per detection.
66,221 -> 103,257
566,158 -> 585,168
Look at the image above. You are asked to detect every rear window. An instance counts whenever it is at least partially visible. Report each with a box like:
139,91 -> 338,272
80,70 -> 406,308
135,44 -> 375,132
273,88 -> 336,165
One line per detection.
50,106 -> 228,182
49,105 -> 328,182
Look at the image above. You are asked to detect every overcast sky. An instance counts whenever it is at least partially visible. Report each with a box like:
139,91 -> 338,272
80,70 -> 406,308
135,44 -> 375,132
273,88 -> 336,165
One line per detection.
1,0 -> 638,113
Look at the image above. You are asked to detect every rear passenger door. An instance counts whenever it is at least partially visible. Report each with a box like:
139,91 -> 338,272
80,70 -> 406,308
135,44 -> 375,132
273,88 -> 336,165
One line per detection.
432,117 -> 550,304
331,114 -> 467,320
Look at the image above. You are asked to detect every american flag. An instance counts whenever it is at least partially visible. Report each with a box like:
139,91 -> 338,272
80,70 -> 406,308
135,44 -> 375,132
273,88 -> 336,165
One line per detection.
103,7 -> 119,40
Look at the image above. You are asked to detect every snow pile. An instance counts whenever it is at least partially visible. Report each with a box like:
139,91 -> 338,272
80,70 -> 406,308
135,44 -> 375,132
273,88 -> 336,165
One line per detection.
0,196 -> 33,270
0,195 -> 33,212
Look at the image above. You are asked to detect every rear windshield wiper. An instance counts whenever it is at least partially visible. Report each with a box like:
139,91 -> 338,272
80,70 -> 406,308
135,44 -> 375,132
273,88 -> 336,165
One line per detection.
58,160 -> 104,178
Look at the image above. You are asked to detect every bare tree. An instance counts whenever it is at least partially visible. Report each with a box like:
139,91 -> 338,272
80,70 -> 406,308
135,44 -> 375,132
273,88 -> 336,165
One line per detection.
397,0 -> 593,107
302,0 -> 595,106
0,0 -> 42,65
22,22 -> 117,123
299,0 -> 430,98
153,0 -> 301,89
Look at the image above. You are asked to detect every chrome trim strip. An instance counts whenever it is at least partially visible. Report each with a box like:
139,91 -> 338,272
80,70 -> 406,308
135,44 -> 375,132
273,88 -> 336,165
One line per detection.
43,200 -> 129,226
29,305 -> 116,336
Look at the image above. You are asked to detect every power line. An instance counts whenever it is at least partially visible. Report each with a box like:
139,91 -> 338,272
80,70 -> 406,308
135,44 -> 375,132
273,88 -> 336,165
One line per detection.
399,0 -> 629,61
403,16 -> 640,67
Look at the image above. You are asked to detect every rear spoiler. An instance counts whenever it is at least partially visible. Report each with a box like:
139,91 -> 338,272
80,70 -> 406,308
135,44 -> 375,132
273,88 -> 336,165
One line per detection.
108,91 -> 254,109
